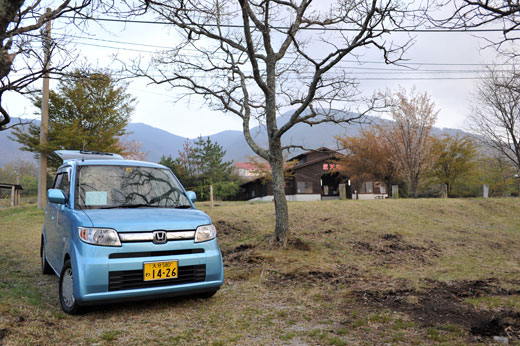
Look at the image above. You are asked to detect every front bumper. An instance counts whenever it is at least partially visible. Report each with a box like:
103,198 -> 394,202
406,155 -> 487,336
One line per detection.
71,238 -> 224,304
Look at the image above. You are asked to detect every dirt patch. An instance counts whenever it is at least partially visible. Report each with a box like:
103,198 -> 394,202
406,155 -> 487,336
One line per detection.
288,238 -> 311,251
265,265 -> 362,287
215,220 -> 249,237
228,243 -> 254,254
381,233 -> 401,241
353,278 -> 520,339
222,243 -> 266,266
351,234 -> 441,265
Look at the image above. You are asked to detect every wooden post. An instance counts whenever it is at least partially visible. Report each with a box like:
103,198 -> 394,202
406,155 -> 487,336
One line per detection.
441,184 -> 448,198
210,184 -> 214,209
392,185 -> 399,199
339,183 -> 346,200
483,184 -> 489,198
38,8 -> 51,210
15,171 -> 20,206
10,185 -> 15,207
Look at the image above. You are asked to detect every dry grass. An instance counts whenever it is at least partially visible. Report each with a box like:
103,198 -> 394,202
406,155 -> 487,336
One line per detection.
0,195 -> 37,208
0,198 -> 519,345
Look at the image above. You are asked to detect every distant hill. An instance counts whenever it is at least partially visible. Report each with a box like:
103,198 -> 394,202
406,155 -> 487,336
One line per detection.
0,113 -> 470,167
0,119 -> 37,166
126,123 -> 187,162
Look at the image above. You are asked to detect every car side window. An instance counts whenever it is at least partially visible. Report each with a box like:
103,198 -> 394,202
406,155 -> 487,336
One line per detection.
61,173 -> 70,199
53,173 -> 63,189
53,172 -> 70,201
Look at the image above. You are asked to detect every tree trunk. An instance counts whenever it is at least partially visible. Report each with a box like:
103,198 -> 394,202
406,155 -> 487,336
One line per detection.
270,153 -> 289,247
264,56 -> 289,246
268,138 -> 289,247
410,173 -> 418,198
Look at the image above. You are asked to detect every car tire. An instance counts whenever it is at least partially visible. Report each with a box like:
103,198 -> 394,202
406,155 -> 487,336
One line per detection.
59,260 -> 81,315
197,290 -> 218,299
41,237 -> 53,275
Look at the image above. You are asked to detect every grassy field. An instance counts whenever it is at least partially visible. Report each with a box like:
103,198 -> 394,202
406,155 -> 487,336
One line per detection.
0,198 -> 519,345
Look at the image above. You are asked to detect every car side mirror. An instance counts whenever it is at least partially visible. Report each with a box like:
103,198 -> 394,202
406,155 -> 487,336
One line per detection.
186,191 -> 196,203
48,189 -> 67,205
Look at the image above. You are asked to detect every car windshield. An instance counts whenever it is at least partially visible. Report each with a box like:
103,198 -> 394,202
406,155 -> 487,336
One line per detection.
76,165 -> 192,209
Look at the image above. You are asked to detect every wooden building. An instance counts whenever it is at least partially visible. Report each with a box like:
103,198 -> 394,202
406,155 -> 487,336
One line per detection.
0,183 -> 23,206
241,148 -> 351,201
241,148 -> 388,201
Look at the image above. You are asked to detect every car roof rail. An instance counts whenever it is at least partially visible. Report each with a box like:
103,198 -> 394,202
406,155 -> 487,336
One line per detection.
55,150 -> 124,161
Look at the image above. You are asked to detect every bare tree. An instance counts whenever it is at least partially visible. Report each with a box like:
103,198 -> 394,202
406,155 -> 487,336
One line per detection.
125,0 -> 423,246
0,0 -> 101,130
431,0 -> 520,55
381,88 -> 438,198
470,67 -> 520,171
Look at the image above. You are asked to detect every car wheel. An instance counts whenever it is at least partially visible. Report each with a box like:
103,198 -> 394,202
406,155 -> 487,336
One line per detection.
59,260 -> 81,315
41,237 -> 53,275
197,290 -> 218,299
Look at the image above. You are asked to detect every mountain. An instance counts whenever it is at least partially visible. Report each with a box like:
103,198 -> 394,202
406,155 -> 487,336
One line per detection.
0,119 -> 37,166
0,113 -> 470,167
126,123 -> 187,162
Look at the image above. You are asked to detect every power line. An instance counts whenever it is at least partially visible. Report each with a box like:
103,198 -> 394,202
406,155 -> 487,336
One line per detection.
62,15 -> 520,33
56,34 -> 176,50
69,38 -> 508,72
73,41 -> 155,53
110,68 -> 502,77
354,76 -> 489,80
8,41 -> 498,81
60,33 -> 514,68
108,72 -> 492,81
42,34 -> 508,82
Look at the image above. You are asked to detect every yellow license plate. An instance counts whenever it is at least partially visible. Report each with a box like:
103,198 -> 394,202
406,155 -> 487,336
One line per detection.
143,260 -> 178,281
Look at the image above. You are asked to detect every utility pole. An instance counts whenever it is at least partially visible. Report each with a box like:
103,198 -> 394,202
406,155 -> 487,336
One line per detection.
38,8 -> 51,210
210,184 -> 214,209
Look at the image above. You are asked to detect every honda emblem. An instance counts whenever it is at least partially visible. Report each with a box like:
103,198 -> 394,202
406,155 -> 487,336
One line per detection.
153,231 -> 167,244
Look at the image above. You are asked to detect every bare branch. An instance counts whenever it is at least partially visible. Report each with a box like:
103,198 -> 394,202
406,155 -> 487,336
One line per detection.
428,0 -> 520,57
122,0 -> 426,244
469,65 -> 520,170
0,0 -> 103,130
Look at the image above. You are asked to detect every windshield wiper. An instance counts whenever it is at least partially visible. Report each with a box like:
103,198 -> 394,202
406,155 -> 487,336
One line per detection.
99,204 -> 162,209
174,205 -> 192,209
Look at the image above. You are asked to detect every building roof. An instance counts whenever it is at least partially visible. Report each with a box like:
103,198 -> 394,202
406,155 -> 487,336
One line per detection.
289,148 -> 340,170
288,147 -> 337,162
0,183 -> 23,190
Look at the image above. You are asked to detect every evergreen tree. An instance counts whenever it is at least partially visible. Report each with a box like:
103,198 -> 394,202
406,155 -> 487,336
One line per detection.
192,136 -> 233,183
10,69 -> 135,169
159,137 -> 238,200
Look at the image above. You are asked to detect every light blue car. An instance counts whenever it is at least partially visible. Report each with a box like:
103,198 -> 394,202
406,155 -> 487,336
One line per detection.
41,150 -> 224,314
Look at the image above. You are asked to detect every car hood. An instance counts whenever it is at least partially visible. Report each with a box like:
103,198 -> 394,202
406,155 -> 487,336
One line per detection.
80,208 -> 212,232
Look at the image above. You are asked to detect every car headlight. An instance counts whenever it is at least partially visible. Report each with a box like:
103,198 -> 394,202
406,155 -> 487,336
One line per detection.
78,227 -> 121,247
194,224 -> 216,243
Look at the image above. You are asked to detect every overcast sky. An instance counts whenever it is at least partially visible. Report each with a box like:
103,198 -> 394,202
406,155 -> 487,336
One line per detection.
4,6 -> 516,139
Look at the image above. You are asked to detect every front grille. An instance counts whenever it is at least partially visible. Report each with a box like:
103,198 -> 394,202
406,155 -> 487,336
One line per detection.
109,249 -> 204,259
118,231 -> 195,243
108,264 -> 206,291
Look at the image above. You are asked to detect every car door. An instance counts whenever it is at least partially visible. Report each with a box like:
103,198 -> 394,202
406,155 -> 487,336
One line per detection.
54,168 -> 73,270
45,173 -> 63,269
